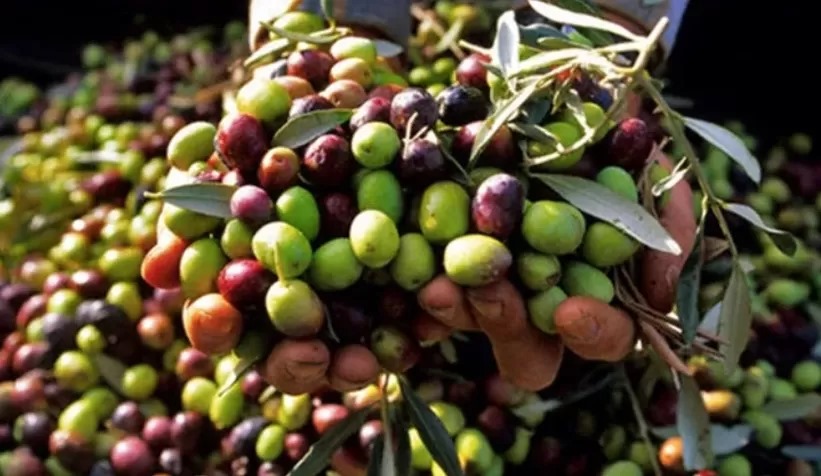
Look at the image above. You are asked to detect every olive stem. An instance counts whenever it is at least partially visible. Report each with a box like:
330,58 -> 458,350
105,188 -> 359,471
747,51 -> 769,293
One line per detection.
638,75 -> 740,259
620,364 -> 663,476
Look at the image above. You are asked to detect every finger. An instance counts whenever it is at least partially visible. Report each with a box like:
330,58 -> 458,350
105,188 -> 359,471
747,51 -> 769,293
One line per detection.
328,345 -> 381,393
417,275 -> 479,331
412,312 -> 453,344
261,339 -> 330,395
554,296 -> 637,362
465,279 -> 528,341
466,280 -> 564,391
491,333 -> 564,392
640,151 -> 698,312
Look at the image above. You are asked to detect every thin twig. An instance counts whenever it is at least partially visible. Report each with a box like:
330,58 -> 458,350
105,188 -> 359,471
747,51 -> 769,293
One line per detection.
620,365 -> 663,476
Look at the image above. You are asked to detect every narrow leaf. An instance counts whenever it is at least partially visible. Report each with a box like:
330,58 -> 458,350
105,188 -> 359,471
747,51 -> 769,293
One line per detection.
289,405 -> 372,476
652,164 -> 690,197
553,0 -> 613,46
399,378 -> 463,476
394,414 -> 411,476
146,182 -> 237,219
520,23 -> 567,47
493,11 -> 520,76
717,264 -> 752,373
218,355 -> 263,397
722,203 -> 797,256
782,445 -> 821,462
761,394 -> 821,421
677,232 -> 703,344
698,302 -> 721,336
320,0 -> 334,23
434,19 -> 465,55
509,123 -> 559,144
532,174 -> 682,254
683,117 -> 761,184
470,80 -> 541,168
92,354 -> 127,396
563,89 -> 591,134
511,48 -> 588,77
273,109 -> 354,148
711,425 -> 752,456
676,374 -> 713,470
367,435 -> 385,476
373,39 -> 404,58
529,0 -> 643,41
262,24 -> 339,44
244,38 -> 290,68
538,36 -> 593,50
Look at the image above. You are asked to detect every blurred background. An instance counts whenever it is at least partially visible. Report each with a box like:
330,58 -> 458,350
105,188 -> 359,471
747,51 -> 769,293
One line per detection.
0,0 -> 817,150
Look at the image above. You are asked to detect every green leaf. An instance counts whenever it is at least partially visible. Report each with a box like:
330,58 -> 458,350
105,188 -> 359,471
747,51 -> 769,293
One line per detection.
717,263 -> 752,373
394,412 -> 411,476
676,374 -> 713,470
434,19 -> 465,55
761,394 -> 821,421
469,80 -> 542,168
145,182 -> 237,219
528,0 -> 642,41
510,123 -> 559,144
399,377 -> 463,476
262,24 -> 340,45
677,232 -> 703,344
532,174 -> 682,254
510,48 -> 588,77
722,203 -> 797,256
92,354 -> 127,396
782,445 -> 821,462
538,36 -> 593,50
651,159 -> 690,197
520,23 -> 567,47
273,109 -> 354,149
711,425 -> 752,456
367,434 -> 386,476
492,11 -> 520,77
374,40 -> 404,58
218,356 -> 262,397
244,37 -> 290,68
553,0 -> 613,46
520,100 -> 551,125
320,0 -> 334,24
289,405 -> 372,476
683,117 -> 761,184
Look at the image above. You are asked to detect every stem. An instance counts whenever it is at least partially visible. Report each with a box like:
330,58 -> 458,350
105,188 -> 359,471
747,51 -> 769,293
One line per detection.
639,74 -> 740,258
621,365 -> 663,476
627,17 -> 669,75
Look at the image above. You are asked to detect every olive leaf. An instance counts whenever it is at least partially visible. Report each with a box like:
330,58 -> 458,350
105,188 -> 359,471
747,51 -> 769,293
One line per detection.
367,434 -> 387,476
394,411 -> 411,476
434,19 -> 465,55
509,123 -> 560,144
273,109 -> 354,149
761,394 -> 821,421
717,263 -> 752,373
676,374 -> 713,471
320,0 -> 334,25
682,117 -> 761,184
520,23 -> 567,47
528,0 -> 642,41
552,0 -> 613,46
538,36 -> 592,50
399,377 -> 463,476
510,48 -> 587,77
697,302 -> 721,338
469,79 -> 542,168
677,231 -> 704,344
374,40 -> 404,58
722,203 -> 797,256
218,355 -> 263,397
289,405 -> 373,476
144,182 -> 237,219
92,354 -> 128,396
710,425 -> 752,456
782,445 -> 821,462
651,159 -> 690,197
261,24 -> 341,45
492,11 -> 520,77
244,38 -> 290,68
531,174 -> 682,254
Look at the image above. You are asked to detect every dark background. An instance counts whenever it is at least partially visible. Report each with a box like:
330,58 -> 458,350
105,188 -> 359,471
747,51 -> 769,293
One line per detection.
0,0 -> 818,150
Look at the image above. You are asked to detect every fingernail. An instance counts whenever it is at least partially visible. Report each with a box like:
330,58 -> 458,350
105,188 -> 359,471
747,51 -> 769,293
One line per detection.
426,305 -> 455,324
467,294 -> 503,321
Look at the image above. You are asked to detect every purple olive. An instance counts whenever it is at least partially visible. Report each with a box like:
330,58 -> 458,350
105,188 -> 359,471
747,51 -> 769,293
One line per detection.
397,138 -> 447,189
217,259 -> 275,310
110,436 -> 157,476
390,88 -> 438,136
471,173 -> 525,240
319,193 -> 358,238
349,97 -> 391,132
230,185 -> 273,227
111,401 -> 146,435
303,134 -> 355,188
